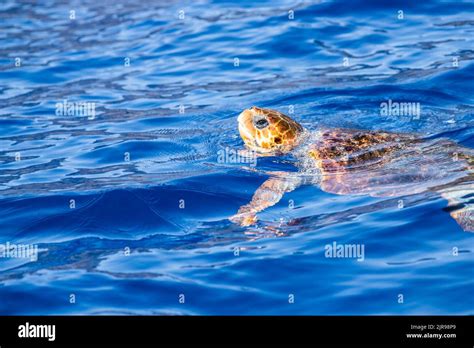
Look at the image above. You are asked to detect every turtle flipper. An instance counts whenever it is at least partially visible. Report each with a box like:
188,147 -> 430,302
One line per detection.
230,174 -> 302,226
440,183 -> 474,233
450,207 -> 474,232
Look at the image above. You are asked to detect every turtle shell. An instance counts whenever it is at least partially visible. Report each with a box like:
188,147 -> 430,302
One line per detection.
306,128 -> 472,197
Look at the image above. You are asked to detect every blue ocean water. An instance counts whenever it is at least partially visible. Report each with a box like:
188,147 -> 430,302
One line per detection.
0,0 -> 473,315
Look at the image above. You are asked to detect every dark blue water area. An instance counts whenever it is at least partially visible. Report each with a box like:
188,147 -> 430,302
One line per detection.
0,0 -> 473,315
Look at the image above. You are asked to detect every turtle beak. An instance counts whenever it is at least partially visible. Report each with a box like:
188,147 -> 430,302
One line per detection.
237,109 -> 249,126
237,108 -> 273,154
237,109 -> 256,145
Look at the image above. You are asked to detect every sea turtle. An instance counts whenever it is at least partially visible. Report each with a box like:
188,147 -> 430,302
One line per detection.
229,106 -> 474,232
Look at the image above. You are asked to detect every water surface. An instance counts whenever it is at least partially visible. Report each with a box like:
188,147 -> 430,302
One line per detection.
0,0 -> 473,315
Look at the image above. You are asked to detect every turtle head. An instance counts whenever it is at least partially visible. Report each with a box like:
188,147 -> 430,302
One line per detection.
237,106 -> 304,154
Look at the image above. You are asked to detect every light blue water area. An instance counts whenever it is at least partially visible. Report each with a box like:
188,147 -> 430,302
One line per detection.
0,0 -> 473,314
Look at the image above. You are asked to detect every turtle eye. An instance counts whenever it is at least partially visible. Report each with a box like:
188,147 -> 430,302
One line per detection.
254,118 -> 269,129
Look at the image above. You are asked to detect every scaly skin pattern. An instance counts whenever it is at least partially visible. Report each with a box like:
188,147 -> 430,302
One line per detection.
237,106 -> 303,154
307,129 -> 415,195
231,107 -> 473,231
